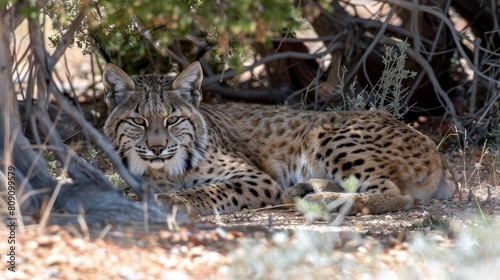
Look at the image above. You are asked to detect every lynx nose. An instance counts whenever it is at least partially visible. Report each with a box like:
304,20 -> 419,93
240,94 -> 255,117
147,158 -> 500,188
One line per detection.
150,145 -> 165,156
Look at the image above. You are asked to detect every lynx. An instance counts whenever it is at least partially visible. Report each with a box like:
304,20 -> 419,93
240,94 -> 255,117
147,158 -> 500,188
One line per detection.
103,61 -> 457,216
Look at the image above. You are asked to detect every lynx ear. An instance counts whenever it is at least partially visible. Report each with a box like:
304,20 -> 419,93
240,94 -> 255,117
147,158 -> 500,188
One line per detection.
172,61 -> 203,90
103,63 -> 135,109
172,62 -> 203,108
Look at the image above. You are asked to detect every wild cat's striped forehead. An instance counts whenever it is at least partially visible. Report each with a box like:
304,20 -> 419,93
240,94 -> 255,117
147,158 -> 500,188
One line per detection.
130,74 -> 177,117
132,74 -> 175,90
133,97 -> 173,118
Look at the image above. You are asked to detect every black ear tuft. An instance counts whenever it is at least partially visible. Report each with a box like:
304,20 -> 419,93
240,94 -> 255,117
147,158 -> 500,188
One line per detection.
194,41 -> 216,61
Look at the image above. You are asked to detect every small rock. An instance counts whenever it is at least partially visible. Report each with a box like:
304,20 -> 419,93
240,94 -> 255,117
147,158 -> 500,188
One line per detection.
357,246 -> 367,254
25,240 -> 39,250
69,238 -> 86,249
120,267 -> 139,280
47,267 -> 61,278
45,254 -> 68,266
162,270 -> 191,280
217,265 -> 230,277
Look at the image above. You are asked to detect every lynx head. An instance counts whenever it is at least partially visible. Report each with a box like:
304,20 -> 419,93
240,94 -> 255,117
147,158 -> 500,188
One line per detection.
103,62 -> 207,177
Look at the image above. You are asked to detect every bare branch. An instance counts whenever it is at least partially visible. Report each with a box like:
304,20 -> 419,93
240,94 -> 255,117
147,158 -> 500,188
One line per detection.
203,38 -> 344,86
381,0 -> 500,87
345,5 -> 397,83
51,9 -> 87,65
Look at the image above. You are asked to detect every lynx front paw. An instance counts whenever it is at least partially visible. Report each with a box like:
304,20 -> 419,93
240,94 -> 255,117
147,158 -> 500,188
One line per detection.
302,192 -> 355,213
282,182 -> 317,204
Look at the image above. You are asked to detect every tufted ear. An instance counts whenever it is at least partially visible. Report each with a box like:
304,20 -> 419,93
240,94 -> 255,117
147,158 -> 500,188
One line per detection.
172,61 -> 203,108
103,63 -> 135,110
172,61 -> 203,90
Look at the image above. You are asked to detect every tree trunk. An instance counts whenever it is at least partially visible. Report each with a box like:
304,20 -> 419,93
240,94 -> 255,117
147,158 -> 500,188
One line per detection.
0,6 -> 173,227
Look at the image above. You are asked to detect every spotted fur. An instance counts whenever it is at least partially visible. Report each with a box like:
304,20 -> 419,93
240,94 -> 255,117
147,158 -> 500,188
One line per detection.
103,62 -> 457,216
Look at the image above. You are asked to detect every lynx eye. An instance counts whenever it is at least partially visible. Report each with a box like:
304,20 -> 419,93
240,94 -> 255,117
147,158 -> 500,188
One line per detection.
166,116 -> 180,126
131,117 -> 146,126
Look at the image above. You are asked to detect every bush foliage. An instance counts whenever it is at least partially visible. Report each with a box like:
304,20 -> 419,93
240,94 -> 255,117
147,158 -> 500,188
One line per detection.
44,0 -> 316,73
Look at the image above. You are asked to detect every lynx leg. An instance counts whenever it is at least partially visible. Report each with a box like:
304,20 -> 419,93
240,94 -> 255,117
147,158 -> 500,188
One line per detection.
156,177 -> 282,216
298,178 -> 414,215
